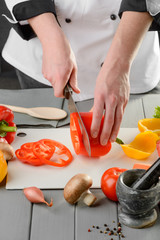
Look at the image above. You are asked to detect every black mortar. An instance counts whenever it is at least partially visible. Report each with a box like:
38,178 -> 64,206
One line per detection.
116,169 -> 160,228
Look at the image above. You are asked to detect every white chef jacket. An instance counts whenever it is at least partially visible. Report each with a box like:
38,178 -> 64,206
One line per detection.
2,0 -> 160,101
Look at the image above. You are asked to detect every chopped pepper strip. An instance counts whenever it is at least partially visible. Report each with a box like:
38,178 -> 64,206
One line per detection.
15,139 -> 73,167
0,106 -> 17,144
138,118 -> 160,136
120,131 -> 159,160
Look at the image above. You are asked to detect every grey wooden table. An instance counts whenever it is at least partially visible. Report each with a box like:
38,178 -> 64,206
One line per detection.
0,90 -> 160,240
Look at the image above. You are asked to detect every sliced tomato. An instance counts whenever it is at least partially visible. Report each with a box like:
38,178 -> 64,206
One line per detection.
15,139 -> 73,167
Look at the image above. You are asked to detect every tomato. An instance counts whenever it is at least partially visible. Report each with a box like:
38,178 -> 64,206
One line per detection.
15,139 -> 73,167
70,112 -> 112,157
0,150 -> 7,183
101,167 -> 127,201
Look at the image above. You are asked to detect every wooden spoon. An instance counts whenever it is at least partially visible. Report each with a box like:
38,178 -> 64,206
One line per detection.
1,104 -> 67,120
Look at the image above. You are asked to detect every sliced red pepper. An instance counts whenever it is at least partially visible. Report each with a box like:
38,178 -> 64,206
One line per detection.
21,142 -> 34,151
70,112 -> 112,157
15,139 -> 73,167
33,139 -> 72,167
33,139 -> 56,160
15,149 -> 43,166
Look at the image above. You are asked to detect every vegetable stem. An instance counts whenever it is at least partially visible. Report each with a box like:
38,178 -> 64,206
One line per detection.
115,137 -> 124,145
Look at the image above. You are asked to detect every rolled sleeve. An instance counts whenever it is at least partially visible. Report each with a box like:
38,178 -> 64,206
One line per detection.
119,0 -> 160,31
4,0 -> 56,40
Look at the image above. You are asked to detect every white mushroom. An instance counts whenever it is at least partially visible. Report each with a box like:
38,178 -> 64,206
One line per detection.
64,173 -> 97,206
0,142 -> 14,160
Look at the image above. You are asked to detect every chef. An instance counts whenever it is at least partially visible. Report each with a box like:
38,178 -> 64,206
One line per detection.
2,0 -> 160,145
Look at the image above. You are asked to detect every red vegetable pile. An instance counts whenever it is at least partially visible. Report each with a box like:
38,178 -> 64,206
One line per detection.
15,139 -> 73,167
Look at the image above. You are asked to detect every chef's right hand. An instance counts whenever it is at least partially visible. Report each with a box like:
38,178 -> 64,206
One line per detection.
42,30 -> 80,97
28,13 -> 80,97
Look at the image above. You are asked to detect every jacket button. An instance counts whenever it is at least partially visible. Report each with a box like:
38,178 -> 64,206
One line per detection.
65,18 -> 72,23
110,14 -> 117,20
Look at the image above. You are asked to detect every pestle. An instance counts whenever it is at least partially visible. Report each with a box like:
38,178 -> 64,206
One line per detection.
131,158 -> 160,190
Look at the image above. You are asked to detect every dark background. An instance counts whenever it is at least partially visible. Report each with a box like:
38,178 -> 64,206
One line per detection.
0,1 -> 20,89
0,2 -> 159,89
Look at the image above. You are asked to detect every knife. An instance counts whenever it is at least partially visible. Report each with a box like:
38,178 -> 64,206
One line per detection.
64,84 -> 91,157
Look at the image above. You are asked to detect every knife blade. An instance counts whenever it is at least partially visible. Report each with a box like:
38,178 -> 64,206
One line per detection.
64,84 -> 91,157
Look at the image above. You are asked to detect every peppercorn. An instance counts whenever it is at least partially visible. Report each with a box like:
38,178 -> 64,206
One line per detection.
92,225 -> 95,228
117,227 -> 121,233
88,229 -> 91,232
100,230 -> 103,233
104,224 -> 107,227
108,231 -> 113,236
96,226 -> 99,229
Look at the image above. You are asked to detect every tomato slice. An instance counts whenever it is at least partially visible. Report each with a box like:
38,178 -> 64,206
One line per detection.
15,139 -> 73,167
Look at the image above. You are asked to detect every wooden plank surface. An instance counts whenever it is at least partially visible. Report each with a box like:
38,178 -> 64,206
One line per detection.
76,189 -> 119,240
0,184 -> 31,240
30,190 -> 74,240
0,93 -> 160,240
118,205 -> 160,240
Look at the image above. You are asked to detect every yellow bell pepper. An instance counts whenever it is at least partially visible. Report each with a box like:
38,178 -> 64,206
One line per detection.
121,131 -> 159,160
138,118 -> 160,136
0,150 -> 7,183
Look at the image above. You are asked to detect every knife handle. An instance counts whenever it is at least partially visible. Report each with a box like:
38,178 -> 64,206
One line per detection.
64,83 -> 73,99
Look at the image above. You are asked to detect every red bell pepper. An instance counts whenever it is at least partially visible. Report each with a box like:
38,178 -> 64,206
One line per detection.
15,139 -> 73,167
0,106 -> 17,144
70,112 -> 112,157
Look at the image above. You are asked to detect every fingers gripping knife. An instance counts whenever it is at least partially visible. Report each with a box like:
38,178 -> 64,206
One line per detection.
64,84 -> 91,157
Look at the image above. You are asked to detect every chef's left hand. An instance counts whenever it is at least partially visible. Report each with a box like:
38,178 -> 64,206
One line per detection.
90,58 -> 130,145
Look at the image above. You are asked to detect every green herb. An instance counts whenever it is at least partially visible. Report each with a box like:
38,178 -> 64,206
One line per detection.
153,106 -> 160,118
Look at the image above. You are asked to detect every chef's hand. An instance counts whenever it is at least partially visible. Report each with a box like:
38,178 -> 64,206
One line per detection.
28,13 -> 80,97
91,59 -> 130,145
42,31 -> 80,97
90,10 -> 153,145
